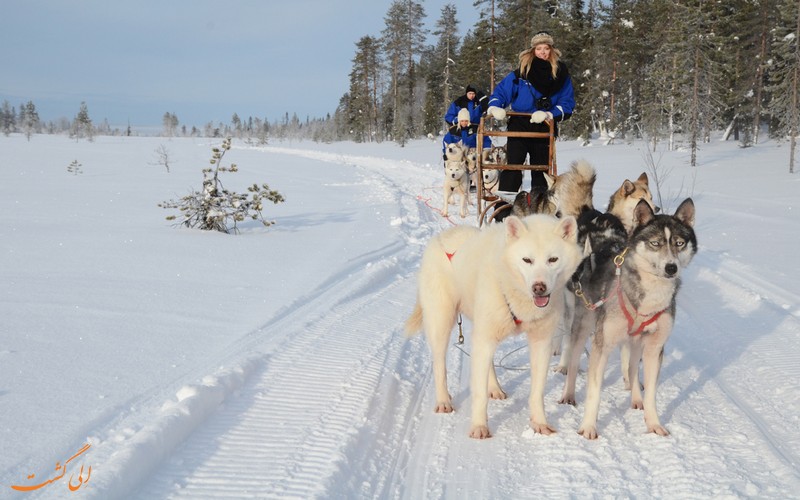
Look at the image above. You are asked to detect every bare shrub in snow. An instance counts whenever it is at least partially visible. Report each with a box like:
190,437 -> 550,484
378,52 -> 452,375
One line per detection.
67,159 -> 83,175
159,138 -> 285,233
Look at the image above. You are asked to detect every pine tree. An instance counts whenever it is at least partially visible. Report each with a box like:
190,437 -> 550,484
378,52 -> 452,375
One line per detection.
159,138 -> 285,233
347,36 -> 382,142
1,100 -> 15,136
456,22 -> 495,94
381,0 -> 428,145
767,0 -> 800,173
71,101 -> 94,142
21,101 -> 40,140
423,4 -> 460,136
162,112 -> 179,138
473,0 -> 499,89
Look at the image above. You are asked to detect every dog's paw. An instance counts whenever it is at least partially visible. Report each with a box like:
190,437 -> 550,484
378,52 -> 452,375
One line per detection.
469,425 -> 492,439
530,420 -> 557,435
578,424 -> 599,440
647,424 -> 670,436
552,364 -> 568,375
558,395 -> 576,406
434,401 -> 454,413
631,399 -> 644,410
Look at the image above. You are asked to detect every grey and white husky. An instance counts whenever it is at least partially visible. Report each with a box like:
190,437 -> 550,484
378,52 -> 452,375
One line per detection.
577,198 -> 697,439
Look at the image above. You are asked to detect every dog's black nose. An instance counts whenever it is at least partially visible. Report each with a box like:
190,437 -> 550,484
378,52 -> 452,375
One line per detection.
665,263 -> 678,277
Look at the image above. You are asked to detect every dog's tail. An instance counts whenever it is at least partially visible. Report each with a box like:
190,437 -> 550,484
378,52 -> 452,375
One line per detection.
571,159 -> 597,186
404,302 -> 423,337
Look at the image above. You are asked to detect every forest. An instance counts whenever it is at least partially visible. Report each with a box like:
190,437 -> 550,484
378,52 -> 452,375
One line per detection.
3,0 -> 800,169
339,0 -> 800,168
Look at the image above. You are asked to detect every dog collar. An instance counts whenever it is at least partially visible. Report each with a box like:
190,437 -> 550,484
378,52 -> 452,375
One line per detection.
502,294 -> 525,325
507,301 -> 524,325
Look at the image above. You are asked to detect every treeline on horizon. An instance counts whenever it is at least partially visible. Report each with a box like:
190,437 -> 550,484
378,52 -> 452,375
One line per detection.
4,0 -> 800,169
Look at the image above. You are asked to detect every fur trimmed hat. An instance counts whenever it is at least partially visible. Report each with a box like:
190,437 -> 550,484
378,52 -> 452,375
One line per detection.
531,31 -> 555,48
457,108 -> 471,123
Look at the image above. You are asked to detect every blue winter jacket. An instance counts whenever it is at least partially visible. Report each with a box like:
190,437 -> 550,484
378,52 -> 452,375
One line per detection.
442,123 -> 492,154
488,66 -> 575,120
444,92 -> 488,126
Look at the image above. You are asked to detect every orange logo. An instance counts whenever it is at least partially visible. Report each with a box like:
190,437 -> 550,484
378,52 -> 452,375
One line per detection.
10,443 -> 92,492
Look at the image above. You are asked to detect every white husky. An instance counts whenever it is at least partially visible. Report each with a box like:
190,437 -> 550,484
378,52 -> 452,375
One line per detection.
443,160 -> 470,218
405,215 -> 582,438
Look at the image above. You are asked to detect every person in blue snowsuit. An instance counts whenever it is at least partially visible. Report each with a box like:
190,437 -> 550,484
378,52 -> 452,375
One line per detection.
442,108 -> 492,160
444,84 -> 488,127
486,31 -> 575,193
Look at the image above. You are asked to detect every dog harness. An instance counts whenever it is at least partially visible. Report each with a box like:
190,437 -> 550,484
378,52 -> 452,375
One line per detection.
617,284 -> 664,336
574,247 -> 666,336
507,302 -> 524,326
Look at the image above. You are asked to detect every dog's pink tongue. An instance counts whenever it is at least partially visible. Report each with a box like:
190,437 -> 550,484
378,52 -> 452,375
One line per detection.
534,295 -> 550,308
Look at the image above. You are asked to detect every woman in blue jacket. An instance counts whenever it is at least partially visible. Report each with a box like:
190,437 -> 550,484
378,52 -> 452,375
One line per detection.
486,31 -> 575,192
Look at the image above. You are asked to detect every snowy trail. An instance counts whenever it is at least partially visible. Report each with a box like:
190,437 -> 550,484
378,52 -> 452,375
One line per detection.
65,143 -> 800,498
118,146 -> 451,499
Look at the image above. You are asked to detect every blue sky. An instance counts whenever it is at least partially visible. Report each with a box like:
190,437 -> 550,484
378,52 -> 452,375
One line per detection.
1,0 -> 478,129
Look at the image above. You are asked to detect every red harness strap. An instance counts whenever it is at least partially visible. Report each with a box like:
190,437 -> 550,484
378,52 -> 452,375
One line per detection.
617,284 -> 665,336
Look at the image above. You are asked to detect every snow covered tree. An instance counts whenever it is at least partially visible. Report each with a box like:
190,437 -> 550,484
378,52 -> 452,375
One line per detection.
20,101 -> 40,140
473,0 -> 499,90
162,112 -> 179,138
767,0 -> 800,173
159,138 -> 285,233
455,22 -> 495,95
67,159 -> 83,175
381,0 -> 428,145
347,35 -> 382,142
70,101 -> 94,142
420,4 -> 461,136
1,100 -> 15,136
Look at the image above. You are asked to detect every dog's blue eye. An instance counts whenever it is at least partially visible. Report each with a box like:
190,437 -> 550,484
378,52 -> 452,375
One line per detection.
675,240 -> 685,248
523,257 -> 532,264
650,240 -> 661,248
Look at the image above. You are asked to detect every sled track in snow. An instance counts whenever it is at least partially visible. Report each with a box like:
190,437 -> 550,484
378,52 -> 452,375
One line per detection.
129,148 -> 447,498
675,252 -> 800,484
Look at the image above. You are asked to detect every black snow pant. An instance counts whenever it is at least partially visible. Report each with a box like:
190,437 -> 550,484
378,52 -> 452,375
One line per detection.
498,116 -> 553,193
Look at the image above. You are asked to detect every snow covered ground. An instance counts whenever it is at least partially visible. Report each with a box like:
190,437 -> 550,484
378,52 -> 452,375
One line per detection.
1,132 -> 799,499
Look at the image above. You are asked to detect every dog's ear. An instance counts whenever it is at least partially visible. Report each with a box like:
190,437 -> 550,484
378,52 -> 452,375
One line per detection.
556,215 -> 578,243
622,179 -> 635,196
637,172 -> 649,185
544,173 -> 556,190
633,199 -> 655,227
674,198 -> 695,227
583,234 -> 593,257
504,216 -> 526,240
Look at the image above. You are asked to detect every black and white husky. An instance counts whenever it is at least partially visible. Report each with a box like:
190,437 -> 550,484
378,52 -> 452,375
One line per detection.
557,211 -> 628,401
576,198 -> 697,439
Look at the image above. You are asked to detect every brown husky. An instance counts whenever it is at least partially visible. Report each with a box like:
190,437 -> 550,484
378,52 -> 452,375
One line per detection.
607,172 -> 659,234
